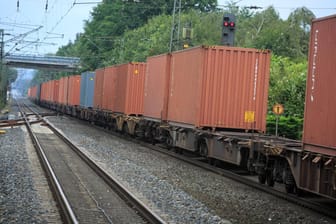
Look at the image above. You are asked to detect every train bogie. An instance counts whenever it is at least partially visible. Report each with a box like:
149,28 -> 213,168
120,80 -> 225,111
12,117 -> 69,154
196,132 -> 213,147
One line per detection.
299,14 -> 336,199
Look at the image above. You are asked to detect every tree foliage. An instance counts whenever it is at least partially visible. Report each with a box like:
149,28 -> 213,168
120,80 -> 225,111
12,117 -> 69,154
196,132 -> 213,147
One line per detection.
0,66 -> 17,108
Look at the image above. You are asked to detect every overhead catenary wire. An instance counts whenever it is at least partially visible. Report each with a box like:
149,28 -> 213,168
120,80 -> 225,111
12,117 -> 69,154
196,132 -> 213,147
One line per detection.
3,1 -> 336,56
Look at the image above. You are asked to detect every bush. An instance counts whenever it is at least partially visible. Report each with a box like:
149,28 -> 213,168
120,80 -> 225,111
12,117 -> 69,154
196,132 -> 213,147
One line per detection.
266,114 -> 303,140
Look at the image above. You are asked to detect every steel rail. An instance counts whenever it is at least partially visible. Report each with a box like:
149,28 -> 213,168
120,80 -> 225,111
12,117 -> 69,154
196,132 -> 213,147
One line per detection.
22,100 -> 165,224
16,100 -> 79,224
138,141 -> 336,219
82,121 -> 336,220
45,120 -> 166,224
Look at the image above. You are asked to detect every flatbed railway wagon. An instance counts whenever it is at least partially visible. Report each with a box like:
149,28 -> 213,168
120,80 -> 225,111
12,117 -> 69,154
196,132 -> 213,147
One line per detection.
142,45 -> 271,168
255,15 -> 336,199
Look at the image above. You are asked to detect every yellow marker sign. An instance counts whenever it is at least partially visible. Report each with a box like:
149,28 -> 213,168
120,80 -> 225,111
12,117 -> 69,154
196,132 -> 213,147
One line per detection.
244,111 -> 255,123
273,104 -> 284,115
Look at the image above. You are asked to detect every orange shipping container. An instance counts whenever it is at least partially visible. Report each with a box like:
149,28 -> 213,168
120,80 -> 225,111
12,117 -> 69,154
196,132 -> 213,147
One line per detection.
143,54 -> 171,120
40,82 -> 47,101
67,75 -> 81,106
93,68 -> 105,109
167,46 -> 271,132
58,76 -> 69,105
102,66 -> 117,110
27,87 -> 31,97
51,80 -> 59,103
113,62 -> 146,115
41,80 -> 59,103
303,15 -> 336,156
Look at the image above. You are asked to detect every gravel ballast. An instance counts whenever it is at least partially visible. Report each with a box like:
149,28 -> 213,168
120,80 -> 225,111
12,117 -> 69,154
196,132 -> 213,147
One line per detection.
47,116 -> 335,224
0,127 -> 61,223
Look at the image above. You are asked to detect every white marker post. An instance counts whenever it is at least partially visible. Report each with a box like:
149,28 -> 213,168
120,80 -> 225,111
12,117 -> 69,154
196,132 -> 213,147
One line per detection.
272,104 -> 284,137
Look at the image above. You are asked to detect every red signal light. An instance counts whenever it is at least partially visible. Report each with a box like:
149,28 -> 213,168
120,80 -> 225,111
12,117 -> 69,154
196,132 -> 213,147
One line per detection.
230,22 -> 235,27
224,21 -> 229,27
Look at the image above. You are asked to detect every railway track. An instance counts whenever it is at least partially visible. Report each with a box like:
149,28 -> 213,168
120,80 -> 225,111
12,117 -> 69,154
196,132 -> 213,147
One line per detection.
52,108 -> 336,220
18,99 -> 336,221
16,99 -> 165,224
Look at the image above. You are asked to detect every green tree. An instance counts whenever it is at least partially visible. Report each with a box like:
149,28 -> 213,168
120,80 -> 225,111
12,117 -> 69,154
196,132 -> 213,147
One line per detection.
267,55 -> 307,139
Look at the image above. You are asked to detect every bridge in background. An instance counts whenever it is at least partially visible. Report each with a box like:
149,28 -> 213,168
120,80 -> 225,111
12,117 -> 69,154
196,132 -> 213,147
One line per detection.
3,54 -> 81,71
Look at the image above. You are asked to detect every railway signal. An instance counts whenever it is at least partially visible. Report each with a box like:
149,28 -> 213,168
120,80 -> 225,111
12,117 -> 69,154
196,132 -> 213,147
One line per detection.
221,13 -> 236,46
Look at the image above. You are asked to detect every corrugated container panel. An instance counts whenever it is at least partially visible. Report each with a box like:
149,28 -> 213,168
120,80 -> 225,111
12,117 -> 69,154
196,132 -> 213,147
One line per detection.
93,68 -> 105,109
113,62 -> 146,115
67,75 -> 81,106
28,87 -> 31,97
80,72 -> 95,108
40,83 -> 47,101
303,15 -> 336,156
125,63 -> 146,115
102,66 -> 117,110
36,84 -> 41,101
43,81 -> 52,102
29,86 -> 37,98
52,80 -> 59,103
143,54 -> 171,120
50,81 -> 54,102
167,46 -> 271,132
32,86 -> 37,98
113,64 -> 127,113
46,81 -> 51,102
58,76 -> 69,105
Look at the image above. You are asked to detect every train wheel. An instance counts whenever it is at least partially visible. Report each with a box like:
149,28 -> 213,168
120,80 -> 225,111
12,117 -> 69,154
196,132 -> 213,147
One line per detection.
134,124 -> 140,138
284,168 -> 295,193
199,140 -> 208,157
122,122 -> 129,135
111,120 -> 117,132
266,171 -> 275,187
258,173 -> 266,184
166,136 -> 173,149
285,183 -> 294,193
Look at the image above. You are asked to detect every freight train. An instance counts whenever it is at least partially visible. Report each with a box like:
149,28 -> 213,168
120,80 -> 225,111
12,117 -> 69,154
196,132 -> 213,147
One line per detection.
28,15 -> 336,200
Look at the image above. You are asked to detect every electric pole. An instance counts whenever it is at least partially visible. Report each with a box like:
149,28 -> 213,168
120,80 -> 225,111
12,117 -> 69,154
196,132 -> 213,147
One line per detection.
169,0 -> 181,52
0,29 -> 4,105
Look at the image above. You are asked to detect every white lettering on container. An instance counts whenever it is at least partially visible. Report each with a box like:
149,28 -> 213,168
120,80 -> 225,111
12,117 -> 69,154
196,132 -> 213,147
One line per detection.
311,29 -> 319,102
253,58 -> 259,101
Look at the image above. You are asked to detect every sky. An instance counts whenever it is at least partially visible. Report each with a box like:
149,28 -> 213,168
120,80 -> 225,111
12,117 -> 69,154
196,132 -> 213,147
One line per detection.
0,0 -> 335,56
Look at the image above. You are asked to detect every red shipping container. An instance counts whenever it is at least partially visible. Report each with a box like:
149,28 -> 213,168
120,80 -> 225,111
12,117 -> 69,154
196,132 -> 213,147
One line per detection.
167,46 -> 271,132
51,80 -> 59,103
40,82 -> 47,101
58,76 -> 69,105
113,62 -> 146,115
32,86 -> 37,98
28,86 -> 37,98
28,87 -> 31,97
93,68 -> 105,109
143,54 -> 171,120
102,66 -> 117,110
44,81 -> 51,102
67,75 -> 81,106
41,80 -> 53,102
303,15 -> 336,156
